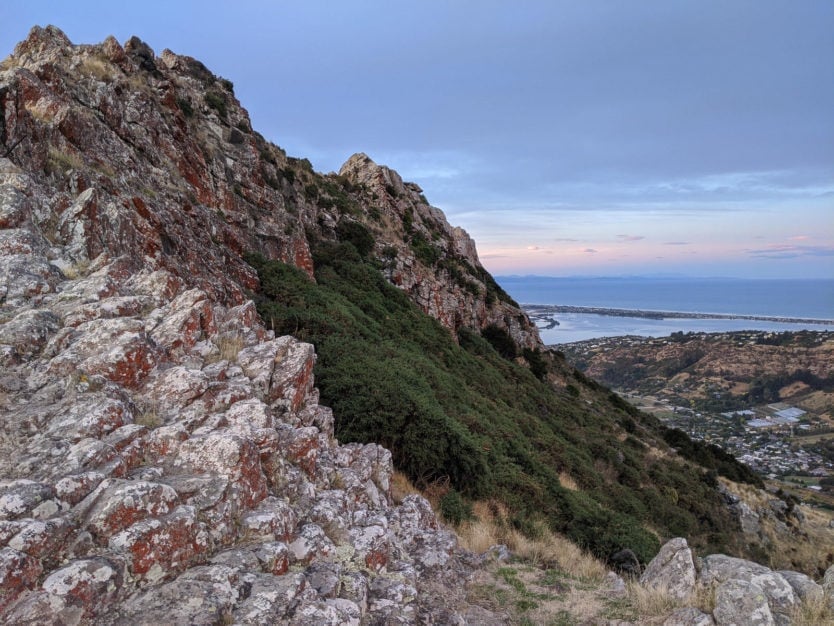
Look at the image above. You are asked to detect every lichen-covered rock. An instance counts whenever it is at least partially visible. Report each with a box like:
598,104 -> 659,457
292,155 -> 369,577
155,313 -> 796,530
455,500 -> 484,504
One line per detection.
101,565 -> 243,625
824,564 -> 834,610
240,495 -> 297,541
0,308 -> 60,356
775,569 -> 823,601
40,557 -> 124,617
6,517 -> 74,563
107,505 -> 210,581
700,555 -> 797,624
0,547 -> 42,612
232,572 -> 310,624
289,523 -> 336,564
47,318 -> 159,388
0,25 -> 543,624
0,480 -> 54,521
46,395 -> 133,442
75,478 -> 180,542
713,578 -> 774,626
640,537 -> 696,601
663,606 -> 715,626
171,431 -> 268,508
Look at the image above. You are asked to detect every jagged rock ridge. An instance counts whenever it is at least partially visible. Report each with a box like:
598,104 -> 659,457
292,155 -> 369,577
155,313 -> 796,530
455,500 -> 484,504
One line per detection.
0,24 -> 538,350
0,25 -> 515,623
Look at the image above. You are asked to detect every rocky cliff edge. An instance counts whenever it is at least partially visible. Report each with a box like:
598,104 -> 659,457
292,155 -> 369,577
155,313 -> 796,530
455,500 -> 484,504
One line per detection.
0,26 -> 511,624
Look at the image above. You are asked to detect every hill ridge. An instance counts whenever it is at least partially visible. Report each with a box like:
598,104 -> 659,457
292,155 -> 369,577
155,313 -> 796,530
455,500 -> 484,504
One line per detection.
1,25 -> 828,623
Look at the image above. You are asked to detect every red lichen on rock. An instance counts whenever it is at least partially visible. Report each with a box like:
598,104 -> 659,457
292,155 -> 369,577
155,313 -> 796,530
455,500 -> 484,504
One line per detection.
0,547 -> 43,612
109,506 -> 209,578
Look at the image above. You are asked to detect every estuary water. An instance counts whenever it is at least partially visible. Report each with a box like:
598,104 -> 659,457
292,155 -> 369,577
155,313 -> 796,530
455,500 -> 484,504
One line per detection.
496,276 -> 834,344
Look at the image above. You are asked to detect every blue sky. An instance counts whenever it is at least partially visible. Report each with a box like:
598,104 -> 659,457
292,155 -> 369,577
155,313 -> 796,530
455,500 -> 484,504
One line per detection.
2,1 -> 832,278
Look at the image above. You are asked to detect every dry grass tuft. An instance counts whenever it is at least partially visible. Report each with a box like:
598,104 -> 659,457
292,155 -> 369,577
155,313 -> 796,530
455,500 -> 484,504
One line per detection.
0,55 -> 18,71
558,471 -> 578,491
80,55 -> 115,82
207,334 -> 245,364
719,477 -> 834,574
456,500 -> 607,583
62,259 -> 91,280
135,404 -> 162,429
790,593 -> 834,626
626,581 -> 689,618
47,146 -> 84,175
390,470 -> 421,505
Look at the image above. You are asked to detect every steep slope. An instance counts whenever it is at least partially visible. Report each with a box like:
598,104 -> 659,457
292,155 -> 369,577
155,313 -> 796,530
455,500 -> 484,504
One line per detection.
0,26 -> 512,624
0,26 -> 806,622
0,25 -> 538,350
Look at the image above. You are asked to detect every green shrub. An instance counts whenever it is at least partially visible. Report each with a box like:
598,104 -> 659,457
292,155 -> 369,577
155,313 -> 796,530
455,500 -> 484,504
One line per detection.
410,232 -> 440,266
523,347 -> 548,380
482,325 -> 517,359
204,91 -> 227,118
336,220 -> 374,258
440,490 -> 473,524
177,97 -> 194,118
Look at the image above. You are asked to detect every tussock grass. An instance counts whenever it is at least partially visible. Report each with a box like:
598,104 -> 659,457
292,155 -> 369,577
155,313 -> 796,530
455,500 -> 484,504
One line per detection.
62,259 -> 91,280
626,581 -> 688,618
135,408 -> 162,429
206,334 -> 245,364
80,55 -> 115,82
789,594 -> 834,626
558,471 -> 578,491
719,477 -> 834,574
47,146 -> 83,175
0,55 -> 19,71
457,500 -> 607,583
391,470 -> 421,504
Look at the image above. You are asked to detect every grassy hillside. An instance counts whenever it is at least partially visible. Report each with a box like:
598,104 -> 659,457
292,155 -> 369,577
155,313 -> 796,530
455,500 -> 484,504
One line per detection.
246,230 -> 756,565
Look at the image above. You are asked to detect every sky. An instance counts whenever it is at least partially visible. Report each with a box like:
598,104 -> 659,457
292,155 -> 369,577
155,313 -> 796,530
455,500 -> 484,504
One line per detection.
2,1 -> 833,279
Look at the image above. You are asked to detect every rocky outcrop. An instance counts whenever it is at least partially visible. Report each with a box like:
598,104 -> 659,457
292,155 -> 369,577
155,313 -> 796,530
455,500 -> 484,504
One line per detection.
0,26 -> 506,623
0,25 -> 538,353
639,537 -> 696,601
824,564 -> 834,610
338,153 -> 540,349
638,539 -> 834,626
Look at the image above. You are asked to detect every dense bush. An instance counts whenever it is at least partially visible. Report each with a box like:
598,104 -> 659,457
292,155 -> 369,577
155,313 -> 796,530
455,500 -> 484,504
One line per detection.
409,232 -> 440,266
204,91 -> 227,118
439,490 -> 473,524
246,248 -> 747,565
335,220 -> 374,258
177,97 -> 194,118
482,324 -> 517,359
661,427 -> 763,487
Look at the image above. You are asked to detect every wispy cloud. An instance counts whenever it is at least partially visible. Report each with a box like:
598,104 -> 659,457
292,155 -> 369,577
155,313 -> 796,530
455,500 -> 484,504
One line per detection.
745,244 -> 834,259
664,241 -> 690,246
583,248 -> 598,254
617,234 -> 645,242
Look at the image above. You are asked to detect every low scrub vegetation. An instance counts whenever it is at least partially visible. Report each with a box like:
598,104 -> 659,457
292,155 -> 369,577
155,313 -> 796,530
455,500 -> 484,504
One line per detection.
246,230 -> 756,565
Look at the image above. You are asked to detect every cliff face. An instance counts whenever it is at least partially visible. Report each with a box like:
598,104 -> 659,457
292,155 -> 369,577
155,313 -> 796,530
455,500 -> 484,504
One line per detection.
0,25 -> 538,351
0,26 -> 511,623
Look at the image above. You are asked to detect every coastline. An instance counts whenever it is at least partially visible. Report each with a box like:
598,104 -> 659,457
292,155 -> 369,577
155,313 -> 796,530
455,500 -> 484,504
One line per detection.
524,304 -> 834,326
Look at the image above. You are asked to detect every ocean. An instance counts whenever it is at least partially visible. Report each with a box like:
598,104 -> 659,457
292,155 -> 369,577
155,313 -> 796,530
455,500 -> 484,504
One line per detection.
496,276 -> 834,344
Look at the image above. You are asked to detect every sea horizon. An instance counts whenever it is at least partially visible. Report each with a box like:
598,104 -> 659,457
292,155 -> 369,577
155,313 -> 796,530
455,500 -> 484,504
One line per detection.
496,275 -> 834,344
